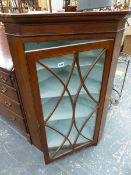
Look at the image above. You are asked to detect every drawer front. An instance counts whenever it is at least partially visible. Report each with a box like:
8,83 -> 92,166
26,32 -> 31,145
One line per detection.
0,93 -> 22,116
0,70 -> 12,86
0,82 -> 19,102
0,104 -> 30,141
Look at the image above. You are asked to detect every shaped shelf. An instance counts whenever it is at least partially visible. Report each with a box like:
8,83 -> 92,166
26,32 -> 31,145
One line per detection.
42,94 -> 97,121
46,114 -> 96,149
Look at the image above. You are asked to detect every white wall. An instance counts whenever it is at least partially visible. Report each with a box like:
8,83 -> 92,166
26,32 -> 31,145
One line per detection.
46,0 -> 63,11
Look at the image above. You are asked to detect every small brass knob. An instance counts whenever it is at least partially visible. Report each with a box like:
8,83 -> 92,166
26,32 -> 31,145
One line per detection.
0,75 -> 8,83
4,101 -> 12,108
11,116 -> 16,122
0,86 -> 7,93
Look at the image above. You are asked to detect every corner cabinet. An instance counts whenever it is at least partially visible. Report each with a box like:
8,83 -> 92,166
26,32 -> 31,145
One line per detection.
26,39 -> 113,160
0,11 -> 131,164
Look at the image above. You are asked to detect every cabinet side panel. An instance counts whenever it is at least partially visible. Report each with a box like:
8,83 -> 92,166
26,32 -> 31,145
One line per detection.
7,36 -> 43,151
97,31 -> 124,141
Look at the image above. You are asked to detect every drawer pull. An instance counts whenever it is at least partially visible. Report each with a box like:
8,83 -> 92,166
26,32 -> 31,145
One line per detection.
4,101 -> 12,108
11,116 -> 16,122
0,86 -> 8,93
0,75 -> 8,83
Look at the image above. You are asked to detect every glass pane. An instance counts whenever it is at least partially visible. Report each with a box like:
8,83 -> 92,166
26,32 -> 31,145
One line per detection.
79,49 -> 105,101
36,48 -> 106,159
25,39 -> 105,51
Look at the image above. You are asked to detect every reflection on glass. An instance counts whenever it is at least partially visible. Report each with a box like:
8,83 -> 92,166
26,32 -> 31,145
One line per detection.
36,48 -> 106,159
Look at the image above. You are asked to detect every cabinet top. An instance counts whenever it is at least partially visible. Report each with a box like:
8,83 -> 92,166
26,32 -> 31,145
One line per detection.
0,11 -> 131,24
1,11 -> 131,38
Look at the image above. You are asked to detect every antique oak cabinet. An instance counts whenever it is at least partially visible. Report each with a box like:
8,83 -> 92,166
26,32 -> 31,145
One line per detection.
0,11 -> 131,164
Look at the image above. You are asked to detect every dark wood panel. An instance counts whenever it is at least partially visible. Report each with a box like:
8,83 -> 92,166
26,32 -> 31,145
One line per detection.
21,32 -> 116,43
98,30 -> 125,141
5,22 -> 119,36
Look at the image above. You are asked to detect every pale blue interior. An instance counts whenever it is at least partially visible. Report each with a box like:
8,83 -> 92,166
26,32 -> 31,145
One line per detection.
25,39 -> 105,51
36,47 -> 105,158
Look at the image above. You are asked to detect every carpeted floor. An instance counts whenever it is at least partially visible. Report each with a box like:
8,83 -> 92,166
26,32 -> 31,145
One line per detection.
0,55 -> 131,175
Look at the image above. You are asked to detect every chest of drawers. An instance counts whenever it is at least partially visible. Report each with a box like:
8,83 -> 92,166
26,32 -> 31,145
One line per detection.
0,25 -> 30,141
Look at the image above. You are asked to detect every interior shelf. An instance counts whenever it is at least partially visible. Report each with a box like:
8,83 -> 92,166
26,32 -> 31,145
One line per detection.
39,70 -> 101,99
37,63 -> 103,82
42,94 -> 97,121
46,115 -> 96,149
36,52 -> 104,71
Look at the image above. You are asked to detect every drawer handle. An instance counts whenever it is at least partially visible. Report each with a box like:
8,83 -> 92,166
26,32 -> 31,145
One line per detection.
11,116 -> 16,122
4,101 -> 12,108
0,86 -> 8,93
0,75 -> 8,83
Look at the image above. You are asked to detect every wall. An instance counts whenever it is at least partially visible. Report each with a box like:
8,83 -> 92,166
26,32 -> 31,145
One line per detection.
38,0 -> 131,10
38,0 -> 47,10
38,0 -> 76,10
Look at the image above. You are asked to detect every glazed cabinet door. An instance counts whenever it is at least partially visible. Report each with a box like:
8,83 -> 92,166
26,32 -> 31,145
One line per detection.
25,39 -> 114,163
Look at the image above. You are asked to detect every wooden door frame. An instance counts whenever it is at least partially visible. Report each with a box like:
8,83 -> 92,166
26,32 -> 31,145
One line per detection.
25,39 -> 114,163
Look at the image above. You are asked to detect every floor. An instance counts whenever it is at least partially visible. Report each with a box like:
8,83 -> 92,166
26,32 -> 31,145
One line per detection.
0,54 -> 131,175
